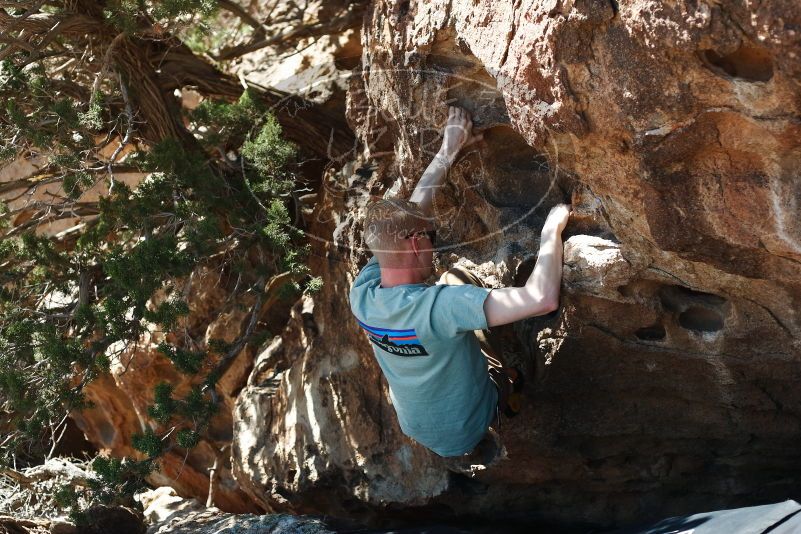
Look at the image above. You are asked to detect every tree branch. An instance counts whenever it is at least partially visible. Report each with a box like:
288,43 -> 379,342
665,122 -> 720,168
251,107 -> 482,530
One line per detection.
217,0 -> 264,32
214,6 -> 364,60
208,271 -> 304,383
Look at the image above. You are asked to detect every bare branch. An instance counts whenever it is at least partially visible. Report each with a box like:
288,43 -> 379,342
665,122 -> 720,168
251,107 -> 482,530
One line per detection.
90,32 -> 127,105
107,71 -> 136,194
217,0 -> 263,32
213,6 -> 364,60
0,467 -> 33,486
208,270 -> 304,386
0,0 -> 48,34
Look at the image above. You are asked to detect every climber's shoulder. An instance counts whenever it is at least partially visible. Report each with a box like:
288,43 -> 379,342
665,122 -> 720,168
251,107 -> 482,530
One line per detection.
424,283 -> 492,336
349,257 -> 380,312
352,256 -> 380,285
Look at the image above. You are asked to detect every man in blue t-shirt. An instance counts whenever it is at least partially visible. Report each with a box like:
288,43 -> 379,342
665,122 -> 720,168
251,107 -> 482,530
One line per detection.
349,106 -> 571,459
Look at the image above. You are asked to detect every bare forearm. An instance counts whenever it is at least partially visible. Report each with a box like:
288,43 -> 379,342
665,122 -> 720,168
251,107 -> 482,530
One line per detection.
409,107 -> 481,214
524,227 -> 564,310
483,226 -> 565,327
409,150 -> 450,216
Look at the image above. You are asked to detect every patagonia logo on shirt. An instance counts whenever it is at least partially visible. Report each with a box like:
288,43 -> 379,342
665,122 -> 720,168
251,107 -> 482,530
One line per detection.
357,320 -> 429,357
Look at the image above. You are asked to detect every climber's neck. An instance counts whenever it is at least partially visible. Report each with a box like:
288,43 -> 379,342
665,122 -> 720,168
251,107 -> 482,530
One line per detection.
379,267 -> 427,288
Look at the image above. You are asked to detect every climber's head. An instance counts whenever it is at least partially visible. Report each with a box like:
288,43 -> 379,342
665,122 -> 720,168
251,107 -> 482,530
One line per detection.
364,198 -> 435,275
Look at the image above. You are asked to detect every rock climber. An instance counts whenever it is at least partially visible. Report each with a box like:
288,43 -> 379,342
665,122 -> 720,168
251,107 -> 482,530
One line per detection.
349,106 -> 571,461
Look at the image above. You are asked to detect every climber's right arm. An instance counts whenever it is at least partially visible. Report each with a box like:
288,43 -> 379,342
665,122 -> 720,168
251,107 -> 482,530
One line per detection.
409,106 -> 482,216
483,204 -> 571,327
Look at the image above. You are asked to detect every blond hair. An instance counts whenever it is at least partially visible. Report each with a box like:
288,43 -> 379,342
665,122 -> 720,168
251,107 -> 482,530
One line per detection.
363,198 -> 427,254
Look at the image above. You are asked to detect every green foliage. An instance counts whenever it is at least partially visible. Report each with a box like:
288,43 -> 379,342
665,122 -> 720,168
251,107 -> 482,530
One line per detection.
90,455 -> 153,500
103,1 -> 141,33
79,94 -> 106,131
0,87 -> 307,512
305,276 -> 324,294
157,342 -> 205,374
262,199 -> 292,248
105,237 -> 193,300
51,99 -> 81,129
62,172 -> 94,199
182,16 -> 253,56
176,428 -> 200,449
152,0 -> 219,20
54,454 -> 156,522
191,88 -> 267,148
0,0 -> 317,518
145,300 -> 190,331
242,116 -> 297,181
181,386 -> 217,421
147,382 -> 176,423
132,429 -> 163,457
0,59 -> 28,92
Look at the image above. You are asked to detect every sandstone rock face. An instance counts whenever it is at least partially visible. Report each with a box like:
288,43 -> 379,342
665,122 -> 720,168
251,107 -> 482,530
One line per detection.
230,0 -> 801,529
70,265 -> 265,513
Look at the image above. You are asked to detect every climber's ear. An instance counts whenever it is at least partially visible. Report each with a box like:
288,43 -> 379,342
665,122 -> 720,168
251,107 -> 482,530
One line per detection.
408,232 -> 421,257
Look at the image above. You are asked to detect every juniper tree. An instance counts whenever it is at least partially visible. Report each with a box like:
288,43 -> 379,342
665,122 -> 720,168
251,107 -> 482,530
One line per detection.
0,0 -> 356,518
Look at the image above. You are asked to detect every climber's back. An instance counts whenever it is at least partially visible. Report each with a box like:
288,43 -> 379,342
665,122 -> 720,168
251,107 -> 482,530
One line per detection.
349,255 -> 498,456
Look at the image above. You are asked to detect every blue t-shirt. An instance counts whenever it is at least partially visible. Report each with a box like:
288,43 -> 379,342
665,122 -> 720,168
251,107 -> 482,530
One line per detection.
349,257 -> 498,457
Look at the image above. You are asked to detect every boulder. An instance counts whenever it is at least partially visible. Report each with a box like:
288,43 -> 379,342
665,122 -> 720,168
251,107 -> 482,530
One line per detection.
231,0 -> 801,529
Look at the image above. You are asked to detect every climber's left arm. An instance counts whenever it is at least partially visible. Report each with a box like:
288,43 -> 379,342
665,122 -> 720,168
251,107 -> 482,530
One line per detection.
409,106 -> 483,216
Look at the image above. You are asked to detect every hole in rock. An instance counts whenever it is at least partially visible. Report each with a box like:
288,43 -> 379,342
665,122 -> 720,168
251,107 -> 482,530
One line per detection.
658,285 -> 727,313
428,31 -> 510,129
444,69 -> 510,129
635,324 -> 666,341
701,43 -> 774,82
98,419 -> 116,447
52,417 -> 98,458
617,284 -> 634,298
398,0 -> 410,18
678,306 -> 724,332
449,472 -> 489,495
472,125 -> 563,209
423,33 -> 576,254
